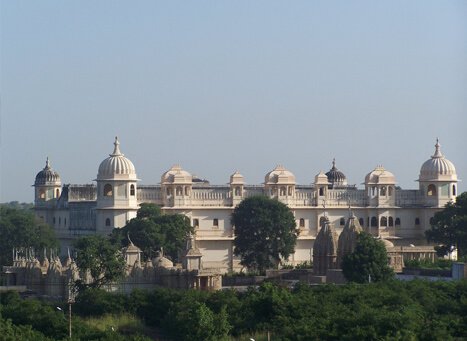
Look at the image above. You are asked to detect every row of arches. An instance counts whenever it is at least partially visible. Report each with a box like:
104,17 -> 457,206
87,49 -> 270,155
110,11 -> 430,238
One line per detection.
369,186 -> 394,197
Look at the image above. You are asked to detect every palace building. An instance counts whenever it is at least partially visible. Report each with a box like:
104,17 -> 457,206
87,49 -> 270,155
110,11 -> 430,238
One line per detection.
33,138 -> 458,272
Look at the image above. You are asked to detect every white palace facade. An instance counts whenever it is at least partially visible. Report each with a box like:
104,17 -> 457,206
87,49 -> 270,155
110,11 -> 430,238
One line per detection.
33,138 -> 459,272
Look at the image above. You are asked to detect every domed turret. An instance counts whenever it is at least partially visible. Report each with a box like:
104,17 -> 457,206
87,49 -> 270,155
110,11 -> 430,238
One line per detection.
95,137 -> 139,232
161,165 -> 193,207
365,165 -> 396,207
325,159 -> 347,187
34,157 -> 62,206
35,157 -> 61,186
418,139 -> 458,206
97,137 -> 137,180
264,165 -> 296,202
419,139 -> 457,182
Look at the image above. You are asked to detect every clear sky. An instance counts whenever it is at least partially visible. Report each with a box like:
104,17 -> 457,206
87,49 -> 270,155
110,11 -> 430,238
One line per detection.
1,1 -> 466,203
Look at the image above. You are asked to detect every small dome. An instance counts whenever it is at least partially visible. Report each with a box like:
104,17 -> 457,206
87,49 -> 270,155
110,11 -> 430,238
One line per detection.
419,139 -> 457,182
161,165 -> 192,184
365,165 -> 396,185
35,158 -> 61,186
97,137 -> 137,180
265,165 -> 296,184
230,171 -> 244,184
325,159 -> 347,187
153,251 -> 174,268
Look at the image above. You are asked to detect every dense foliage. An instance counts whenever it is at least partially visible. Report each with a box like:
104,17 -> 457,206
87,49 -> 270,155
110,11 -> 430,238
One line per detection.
0,291 -> 150,340
426,192 -> 467,258
232,196 -> 298,273
111,203 -> 193,262
73,235 -> 126,289
0,205 -> 58,266
2,280 -> 467,340
341,232 -> 394,283
74,280 -> 467,340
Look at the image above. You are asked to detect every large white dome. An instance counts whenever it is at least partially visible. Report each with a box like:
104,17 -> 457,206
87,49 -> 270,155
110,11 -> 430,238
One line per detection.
97,137 -> 137,180
419,139 -> 457,182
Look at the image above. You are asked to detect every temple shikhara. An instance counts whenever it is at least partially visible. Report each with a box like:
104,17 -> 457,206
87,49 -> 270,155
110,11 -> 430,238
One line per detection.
33,137 -> 458,273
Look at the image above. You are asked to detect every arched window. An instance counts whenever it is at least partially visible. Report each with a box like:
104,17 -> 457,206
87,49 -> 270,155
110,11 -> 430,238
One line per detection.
105,218 -> 111,226
388,186 -> 393,196
380,217 -> 387,227
213,219 -> 219,227
299,218 -> 305,228
193,219 -> 199,228
380,186 -> 387,196
176,186 -> 183,196
235,186 -> 241,196
427,184 -> 436,196
319,187 -> 324,196
371,217 -> 377,227
340,217 -> 345,226
280,186 -> 286,196
359,218 -> 364,227
388,217 -> 394,227
453,185 -> 456,196
415,218 -> 420,225
130,184 -> 135,196
56,189 -> 60,198
104,184 -> 113,197
395,217 -> 401,226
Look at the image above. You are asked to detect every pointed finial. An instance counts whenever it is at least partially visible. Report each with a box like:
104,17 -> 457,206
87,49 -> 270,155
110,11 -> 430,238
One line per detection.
127,232 -> 136,247
110,136 -> 123,156
432,138 -> 443,158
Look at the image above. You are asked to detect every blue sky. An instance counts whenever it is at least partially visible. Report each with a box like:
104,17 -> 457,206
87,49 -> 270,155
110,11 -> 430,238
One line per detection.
1,1 -> 466,202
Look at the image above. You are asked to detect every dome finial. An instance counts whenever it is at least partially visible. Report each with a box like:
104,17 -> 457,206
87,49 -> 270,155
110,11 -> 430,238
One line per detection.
110,136 -> 123,156
432,138 -> 443,158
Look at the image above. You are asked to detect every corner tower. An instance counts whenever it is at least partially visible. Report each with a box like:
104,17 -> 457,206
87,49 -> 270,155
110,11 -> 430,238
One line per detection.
95,137 -> 139,234
419,139 -> 458,207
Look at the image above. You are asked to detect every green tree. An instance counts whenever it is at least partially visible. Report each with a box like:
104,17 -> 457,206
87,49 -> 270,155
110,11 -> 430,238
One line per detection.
0,206 -> 58,266
73,235 -> 126,289
426,192 -> 467,258
165,297 -> 231,341
231,196 -> 298,273
111,203 -> 193,262
342,232 -> 394,283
